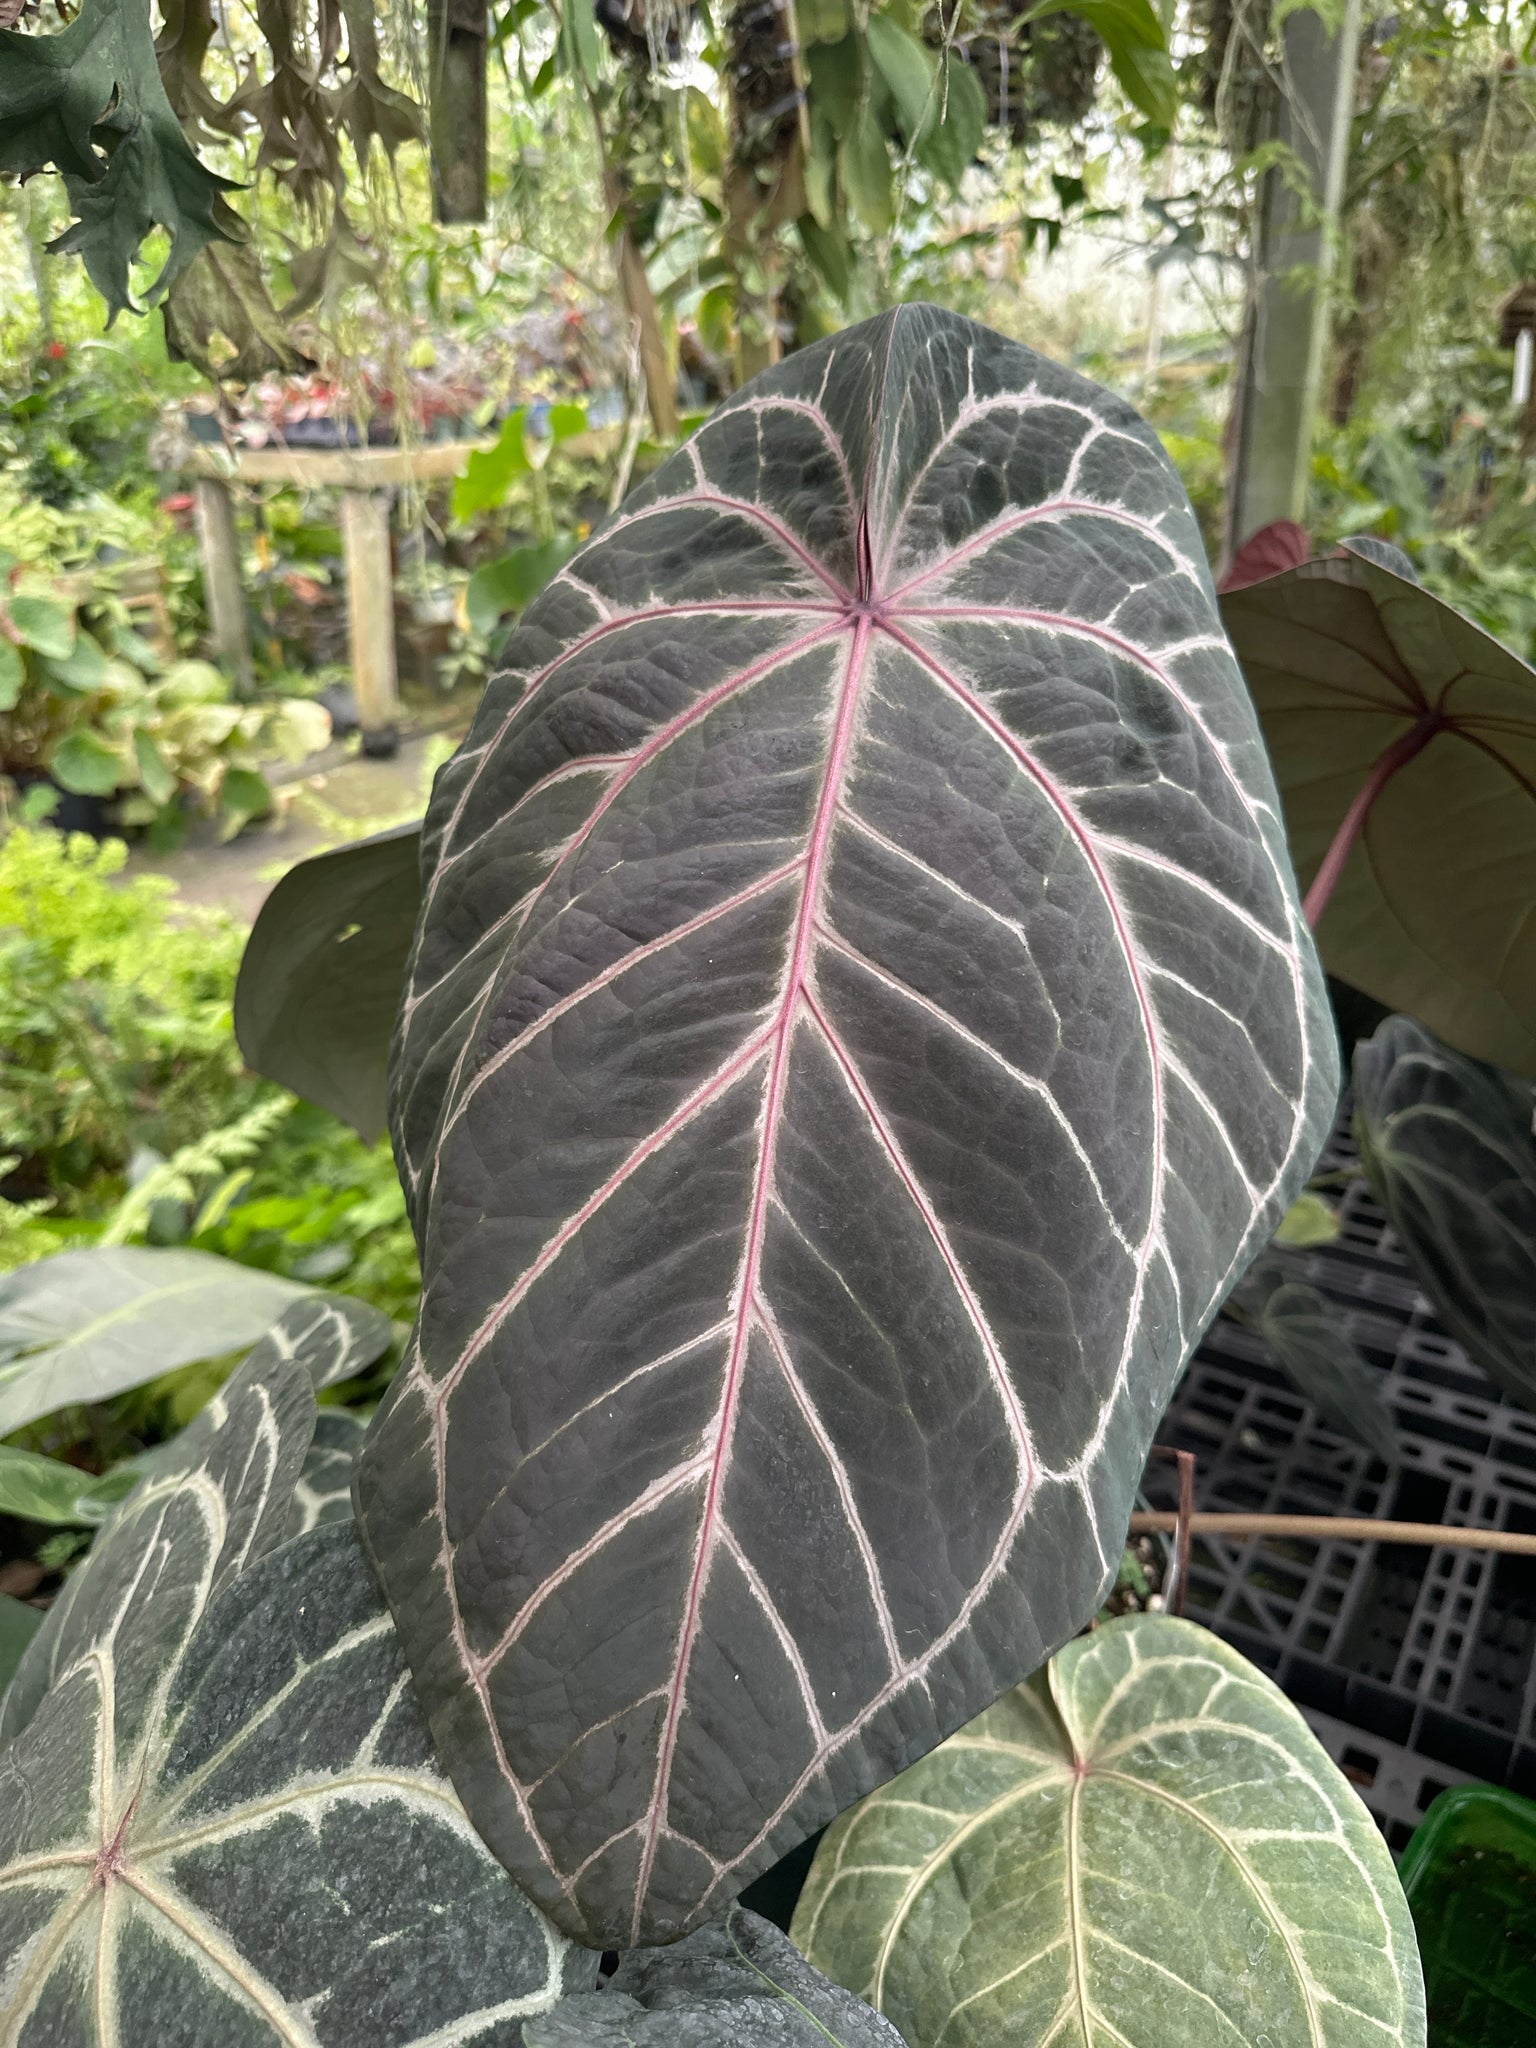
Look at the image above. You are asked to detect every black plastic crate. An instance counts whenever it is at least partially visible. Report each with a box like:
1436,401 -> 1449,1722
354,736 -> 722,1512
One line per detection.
1142,1100 -> 1536,1854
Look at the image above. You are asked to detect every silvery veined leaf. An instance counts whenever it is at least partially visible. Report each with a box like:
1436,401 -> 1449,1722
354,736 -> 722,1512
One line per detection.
357,302 -> 1338,1946
0,1342 -> 314,1749
791,1613 -> 1425,2048
1354,1014 -> 1536,1407
234,823 -> 423,1142
522,1906 -> 902,2045
287,1409 -> 370,1537
123,1293 -> 393,1489
1234,1254 -> 1398,1465
0,1247 -> 310,1437
0,1516 -> 596,2044
248,1289 -> 395,1393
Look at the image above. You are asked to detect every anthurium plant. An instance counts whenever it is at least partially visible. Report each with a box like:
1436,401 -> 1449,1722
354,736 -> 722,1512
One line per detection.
3,309 -> 1432,2046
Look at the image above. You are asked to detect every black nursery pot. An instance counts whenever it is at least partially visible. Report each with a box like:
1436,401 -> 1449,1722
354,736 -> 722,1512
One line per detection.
10,772 -> 116,840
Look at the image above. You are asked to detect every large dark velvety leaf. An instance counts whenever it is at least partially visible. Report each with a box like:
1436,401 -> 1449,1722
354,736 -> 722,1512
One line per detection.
235,824 -> 424,1141
523,1907 -> 903,2045
357,303 -> 1338,1947
791,1614 -> 1424,2047
1220,549 -> 1536,1076
0,1514 -> 596,2042
1354,1014 -> 1536,1408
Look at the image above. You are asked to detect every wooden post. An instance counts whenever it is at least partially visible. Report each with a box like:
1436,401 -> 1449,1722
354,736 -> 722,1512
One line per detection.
192,477 -> 255,699
339,489 -> 400,757
1224,0 -> 1364,568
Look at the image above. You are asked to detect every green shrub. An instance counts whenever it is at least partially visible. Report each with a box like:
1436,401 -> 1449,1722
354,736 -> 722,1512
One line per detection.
0,826 -> 419,1328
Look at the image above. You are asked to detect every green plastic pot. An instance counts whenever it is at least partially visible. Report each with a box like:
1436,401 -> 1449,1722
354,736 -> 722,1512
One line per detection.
1400,1784 -> 1536,2045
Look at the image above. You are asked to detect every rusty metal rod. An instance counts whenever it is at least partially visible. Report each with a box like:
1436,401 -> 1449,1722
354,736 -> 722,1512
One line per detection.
1130,1512 -> 1536,1556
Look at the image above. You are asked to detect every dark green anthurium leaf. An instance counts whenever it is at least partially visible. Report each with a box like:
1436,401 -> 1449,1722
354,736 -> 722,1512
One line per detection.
234,824 -> 422,1141
1234,1254 -> 1398,1465
792,1613 -> 1426,2048
0,0 -> 241,319
0,1509 -> 598,2040
1354,1014 -> 1536,1409
523,1906 -> 903,2045
0,1247 -> 310,1437
286,1407 -> 369,1538
356,305 -> 1338,1948
1220,546 -> 1536,1077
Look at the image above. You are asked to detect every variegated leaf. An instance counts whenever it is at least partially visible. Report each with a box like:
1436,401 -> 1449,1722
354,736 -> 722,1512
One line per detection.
357,304 -> 1338,1947
523,1906 -> 903,2045
0,1501 -> 594,2042
792,1613 -> 1425,2048
287,1409 -> 370,1538
252,1290 -> 395,1394
1354,1014 -> 1536,1407
0,1342 -> 313,1750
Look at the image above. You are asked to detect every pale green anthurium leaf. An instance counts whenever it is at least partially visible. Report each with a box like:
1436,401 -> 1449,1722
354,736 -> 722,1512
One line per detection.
523,1906 -> 902,2045
1273,1190 -> 1340,1246
1236,1256 -> 1398,1465
0,1507 -> 597,2042
286,1407 -> 369,1539
0,1246 -> 311,1437
0,1444 -> 136,1527
792,1613 -> 1426,2048
1354,1014 -> 1536,1408
0,1598 -> 42,1696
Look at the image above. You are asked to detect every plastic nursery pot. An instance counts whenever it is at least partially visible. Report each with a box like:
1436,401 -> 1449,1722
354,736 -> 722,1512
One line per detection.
1399,1784 -> 1536,2045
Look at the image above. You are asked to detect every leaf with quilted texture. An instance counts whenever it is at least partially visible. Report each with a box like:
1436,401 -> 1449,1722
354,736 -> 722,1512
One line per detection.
356,304 -> 1338,1947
